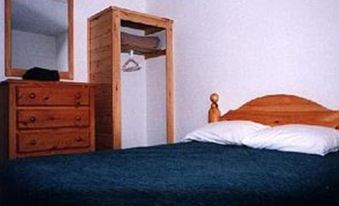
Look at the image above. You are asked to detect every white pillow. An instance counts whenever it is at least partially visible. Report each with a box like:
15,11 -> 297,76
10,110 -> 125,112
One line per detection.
242,124 -> 339,156
182,120 -> 270,145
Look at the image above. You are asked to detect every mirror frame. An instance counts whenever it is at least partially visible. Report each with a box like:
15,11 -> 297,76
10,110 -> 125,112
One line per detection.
5,0 -> 74,80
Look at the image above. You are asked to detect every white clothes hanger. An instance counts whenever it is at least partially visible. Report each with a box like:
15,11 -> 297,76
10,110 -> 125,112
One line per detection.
122,50 -> 142,72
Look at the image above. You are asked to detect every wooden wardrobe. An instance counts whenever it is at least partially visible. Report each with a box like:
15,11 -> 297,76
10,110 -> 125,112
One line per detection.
88,7 -> 174,149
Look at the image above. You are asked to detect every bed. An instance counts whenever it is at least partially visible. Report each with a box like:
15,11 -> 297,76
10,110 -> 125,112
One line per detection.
1,94 -> 339,206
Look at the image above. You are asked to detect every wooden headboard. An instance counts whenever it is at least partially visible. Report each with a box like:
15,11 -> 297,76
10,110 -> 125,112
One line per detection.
208,93 -> 339,130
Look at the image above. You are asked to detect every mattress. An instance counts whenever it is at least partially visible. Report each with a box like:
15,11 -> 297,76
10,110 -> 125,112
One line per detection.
1,142 -> 339,206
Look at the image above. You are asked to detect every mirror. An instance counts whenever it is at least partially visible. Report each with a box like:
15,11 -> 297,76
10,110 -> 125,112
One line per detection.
5,0 -> 74,79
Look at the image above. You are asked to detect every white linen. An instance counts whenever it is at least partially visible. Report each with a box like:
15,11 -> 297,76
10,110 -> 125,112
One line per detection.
242,124 -> 339,156
182,120 -> 270,145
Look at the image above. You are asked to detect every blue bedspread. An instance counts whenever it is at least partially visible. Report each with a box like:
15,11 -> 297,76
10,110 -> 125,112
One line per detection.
1,142 -> 339,206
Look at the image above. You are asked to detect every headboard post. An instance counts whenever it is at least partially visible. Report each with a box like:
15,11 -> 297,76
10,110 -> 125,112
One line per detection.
208,93 -> 221,123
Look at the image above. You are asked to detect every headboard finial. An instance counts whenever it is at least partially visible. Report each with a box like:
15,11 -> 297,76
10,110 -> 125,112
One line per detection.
208,93 -> 221,123
210,93 -> 219,104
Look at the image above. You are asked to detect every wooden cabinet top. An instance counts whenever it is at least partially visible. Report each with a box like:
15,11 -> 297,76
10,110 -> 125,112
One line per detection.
1,79 -> 94,86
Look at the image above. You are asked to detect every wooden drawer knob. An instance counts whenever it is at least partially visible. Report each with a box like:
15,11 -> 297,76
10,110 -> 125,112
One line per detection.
29,93 -> 36,99
30,116 -> 36,122
76,137 -> 83,142
75,116 -> 82,121
29,139 -> 37,146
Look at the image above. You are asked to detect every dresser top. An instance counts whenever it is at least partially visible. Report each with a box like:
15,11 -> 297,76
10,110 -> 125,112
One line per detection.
1,79 -> 93,86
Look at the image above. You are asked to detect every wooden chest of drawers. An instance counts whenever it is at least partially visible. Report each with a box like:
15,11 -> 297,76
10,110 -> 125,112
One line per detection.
0,80 -> 95,160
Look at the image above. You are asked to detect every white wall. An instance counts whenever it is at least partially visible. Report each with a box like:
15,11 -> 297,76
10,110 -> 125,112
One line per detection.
147,0 -> 339,140
121,54 -> 148,149
146,56 -> 166,146
56,32 -> 68,71
12,29 -> 57,69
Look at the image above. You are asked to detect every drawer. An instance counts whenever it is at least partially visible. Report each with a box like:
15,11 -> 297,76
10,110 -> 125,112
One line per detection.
17,109 -> 90,129
17,129 -> 90,153
16,85 -> 89,106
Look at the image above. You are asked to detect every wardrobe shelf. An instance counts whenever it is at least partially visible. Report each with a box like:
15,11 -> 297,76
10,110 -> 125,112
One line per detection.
121,20 -> 165,35
121,46 -> 165,59
120,32 -> 164,59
